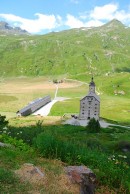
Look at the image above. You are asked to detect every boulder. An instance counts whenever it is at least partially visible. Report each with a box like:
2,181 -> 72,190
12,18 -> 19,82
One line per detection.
65,166 -> 96,194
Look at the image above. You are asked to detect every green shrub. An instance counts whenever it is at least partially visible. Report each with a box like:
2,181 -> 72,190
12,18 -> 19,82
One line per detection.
0,114 -> 8,128
36,120 -> 43,129
0,125 -> 44,145
87,118 -> 101,133
53,79 -> 58,83
0,134 -> 31,152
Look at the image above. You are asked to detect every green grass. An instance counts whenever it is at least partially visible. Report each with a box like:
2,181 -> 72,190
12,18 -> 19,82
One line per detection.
0,95 -> 17,103
57,84 -> 87,98
50,98 -> 80,116
0,139 -> 35,193
101,95 -> 130,123
0,167 -> 32,193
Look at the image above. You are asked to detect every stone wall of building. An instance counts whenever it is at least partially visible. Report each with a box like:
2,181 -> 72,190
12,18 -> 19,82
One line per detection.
79,78 -> 100,120
79,96 -> 100,120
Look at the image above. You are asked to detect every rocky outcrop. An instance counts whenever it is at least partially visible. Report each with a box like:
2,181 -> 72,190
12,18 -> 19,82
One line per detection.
0,21 -> 29,35
65,166 -> 96,194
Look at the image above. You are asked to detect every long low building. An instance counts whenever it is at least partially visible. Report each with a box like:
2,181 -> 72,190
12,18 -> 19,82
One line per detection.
16,95 -> 51,116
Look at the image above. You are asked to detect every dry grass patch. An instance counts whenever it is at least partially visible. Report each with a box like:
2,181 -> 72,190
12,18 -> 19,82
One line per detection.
9,116 -> 62,127
45,172 -> 79,194
15,163 -> 45,185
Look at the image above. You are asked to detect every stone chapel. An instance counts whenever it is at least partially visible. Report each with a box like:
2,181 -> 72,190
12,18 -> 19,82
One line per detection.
79,77 -> 100,120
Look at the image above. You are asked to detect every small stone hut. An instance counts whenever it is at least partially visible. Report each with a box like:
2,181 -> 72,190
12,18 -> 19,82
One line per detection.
79,77 -> 100,120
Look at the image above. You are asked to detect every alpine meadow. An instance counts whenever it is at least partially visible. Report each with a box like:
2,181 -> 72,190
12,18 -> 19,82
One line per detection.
0,19 -> 130,193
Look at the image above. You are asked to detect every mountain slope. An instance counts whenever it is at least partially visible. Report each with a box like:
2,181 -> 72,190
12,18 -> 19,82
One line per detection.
0,21 -> 29,35
0,19 -> 130,77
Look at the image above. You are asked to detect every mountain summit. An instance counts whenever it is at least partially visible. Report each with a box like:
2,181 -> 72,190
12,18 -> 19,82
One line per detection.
0,21 -> 29,35
102,19 -> 125,29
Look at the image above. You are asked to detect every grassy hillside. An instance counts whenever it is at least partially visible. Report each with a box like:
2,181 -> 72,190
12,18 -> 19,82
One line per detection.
0,19 -> 130,77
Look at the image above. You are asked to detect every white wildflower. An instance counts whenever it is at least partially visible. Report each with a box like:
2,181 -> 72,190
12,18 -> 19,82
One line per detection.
3,126 -> 7,130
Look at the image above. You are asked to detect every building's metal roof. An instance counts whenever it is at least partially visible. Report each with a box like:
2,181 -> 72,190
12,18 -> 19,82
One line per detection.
17,95 -> 51,114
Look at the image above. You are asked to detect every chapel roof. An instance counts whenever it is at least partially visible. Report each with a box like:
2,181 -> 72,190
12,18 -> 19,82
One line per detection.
80,92 -> 100,102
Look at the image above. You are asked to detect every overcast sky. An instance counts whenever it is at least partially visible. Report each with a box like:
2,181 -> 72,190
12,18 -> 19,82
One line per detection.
0,0 -> 130,34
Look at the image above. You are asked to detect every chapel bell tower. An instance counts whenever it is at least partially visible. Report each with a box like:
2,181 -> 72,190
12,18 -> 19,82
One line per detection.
89,77 -> 95,93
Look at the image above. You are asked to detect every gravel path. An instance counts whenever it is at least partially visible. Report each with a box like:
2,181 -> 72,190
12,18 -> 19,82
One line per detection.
33,99 -> 58,116
33,84 -> 69,116
33,97 -> 69,116
63,118 -> 130,129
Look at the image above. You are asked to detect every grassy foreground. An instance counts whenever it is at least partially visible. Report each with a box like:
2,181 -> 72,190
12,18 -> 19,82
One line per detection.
0,118 -> 130,193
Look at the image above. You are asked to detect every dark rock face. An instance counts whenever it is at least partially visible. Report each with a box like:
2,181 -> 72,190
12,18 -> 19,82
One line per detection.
0,22 -> 11,30
65,166 -> 96,194
0,21 -> 29,35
